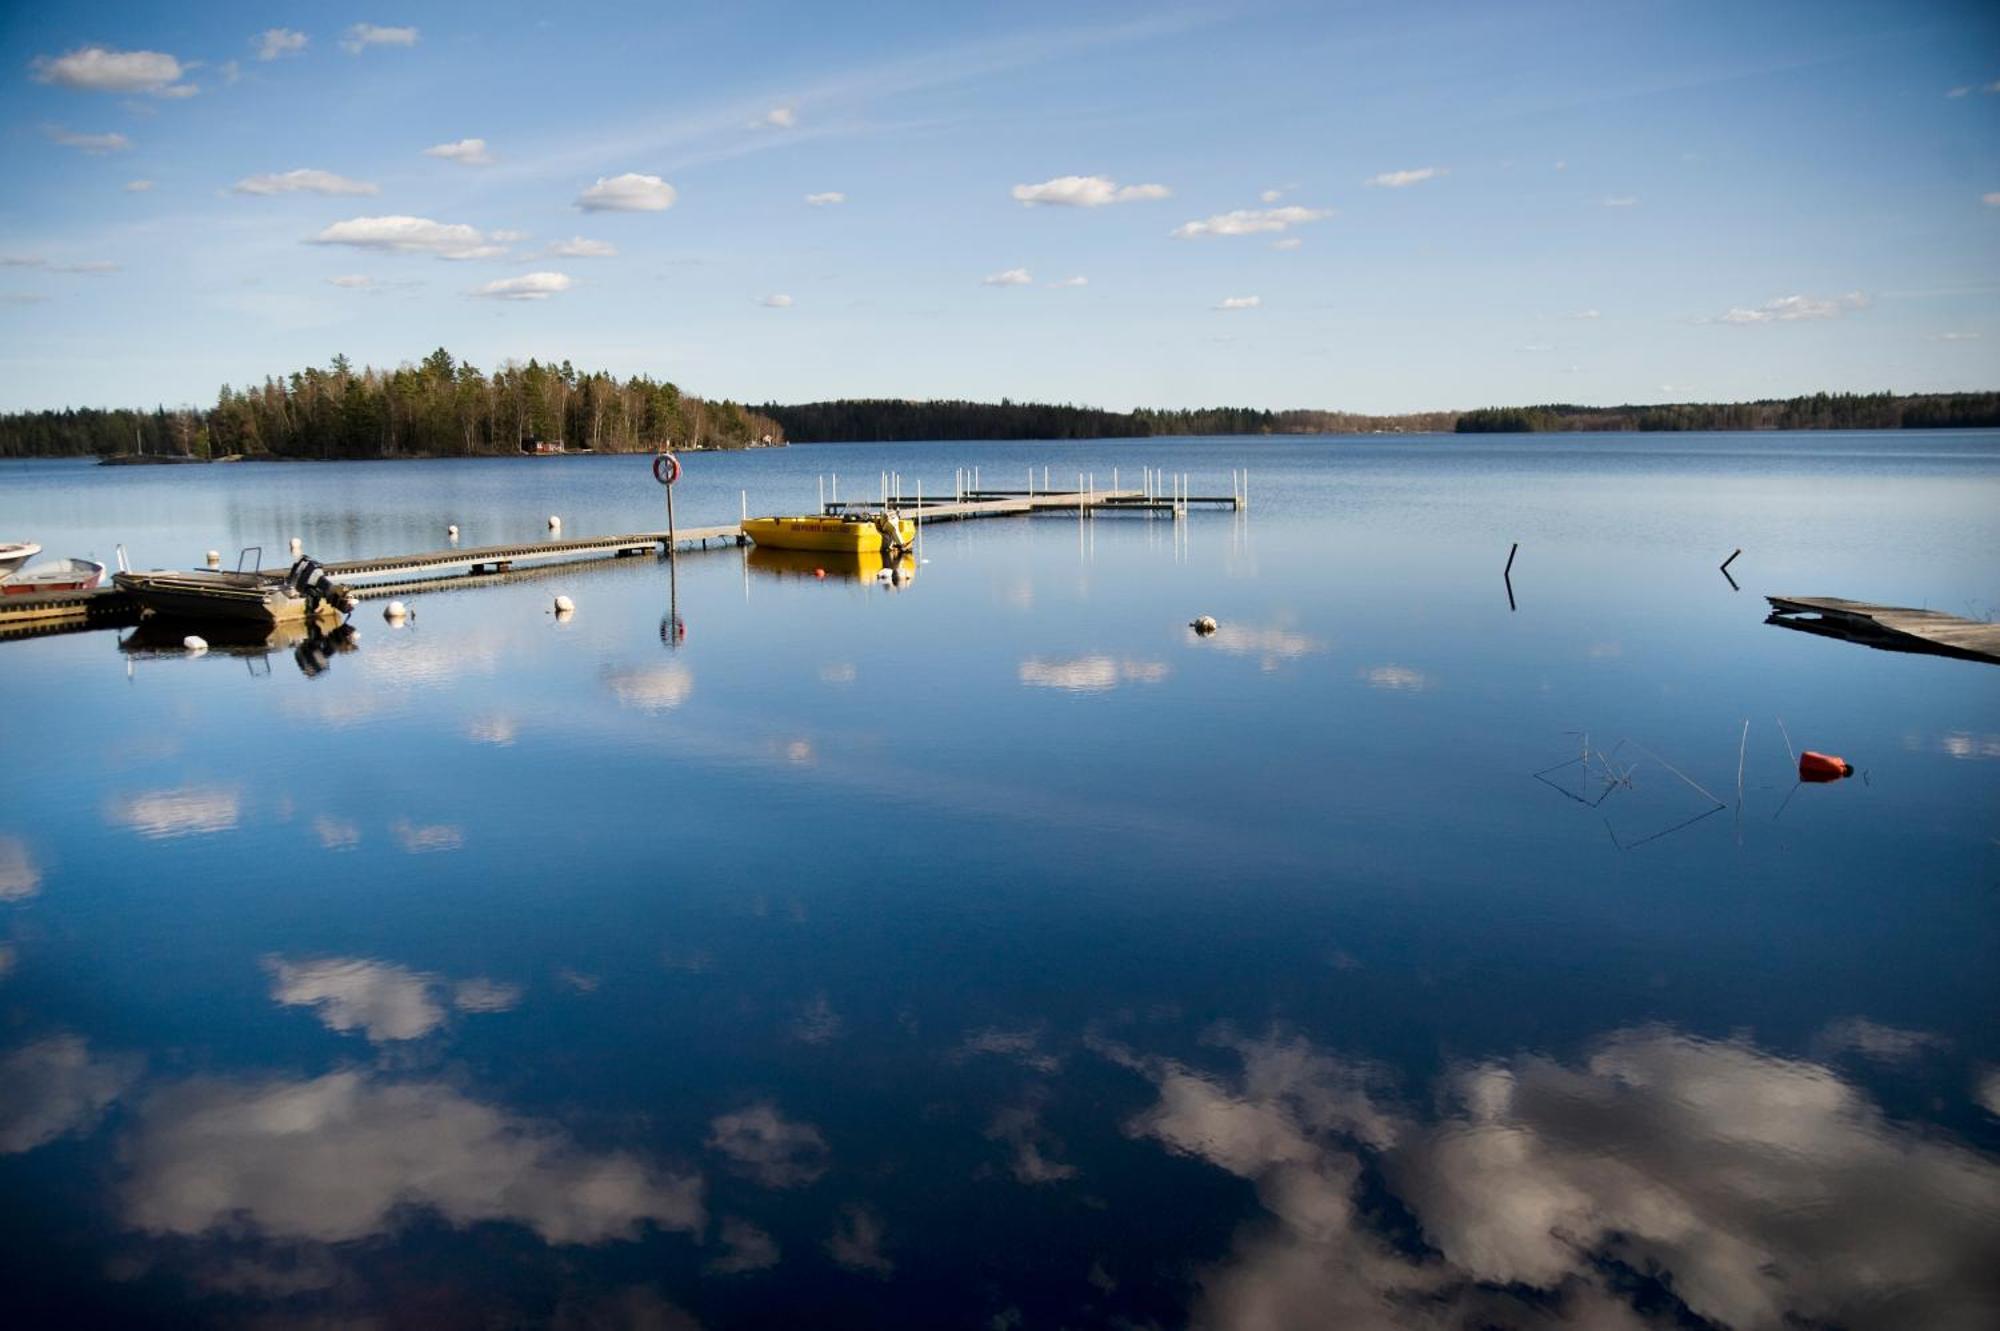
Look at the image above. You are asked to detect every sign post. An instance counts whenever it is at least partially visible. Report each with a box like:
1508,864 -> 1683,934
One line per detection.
653,450 -> 682,558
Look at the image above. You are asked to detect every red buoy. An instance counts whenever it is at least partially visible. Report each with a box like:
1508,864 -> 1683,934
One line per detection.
1799,751 -> 1853,782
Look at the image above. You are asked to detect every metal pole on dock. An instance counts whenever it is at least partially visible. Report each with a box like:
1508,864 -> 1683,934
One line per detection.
818,475 -> 825,512
742,489 -> 749,524
831,473 -> 838,506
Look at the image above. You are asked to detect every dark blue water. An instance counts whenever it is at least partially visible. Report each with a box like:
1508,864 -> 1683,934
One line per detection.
2,435 -> 1996,1329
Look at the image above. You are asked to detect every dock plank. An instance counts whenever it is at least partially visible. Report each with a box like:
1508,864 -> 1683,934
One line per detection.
1765,595 -> 2000,665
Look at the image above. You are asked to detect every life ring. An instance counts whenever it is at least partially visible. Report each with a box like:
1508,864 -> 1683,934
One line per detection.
652,452 -> 681,486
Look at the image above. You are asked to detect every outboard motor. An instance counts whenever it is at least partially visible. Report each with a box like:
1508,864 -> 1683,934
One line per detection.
286,556 -> 357,616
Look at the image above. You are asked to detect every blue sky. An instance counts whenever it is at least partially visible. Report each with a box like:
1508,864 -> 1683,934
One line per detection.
1,0 -> 1996,412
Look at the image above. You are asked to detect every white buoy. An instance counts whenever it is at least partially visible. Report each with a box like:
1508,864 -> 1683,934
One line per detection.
1191,615 -> 1219,635
553,595 -> 575,614
384,600 -> 408,622
447,524 -> 459,541
289,537 -> 302,557
205,550 -> 221,568
183,635 -> 208,654
547,515 -> 562,531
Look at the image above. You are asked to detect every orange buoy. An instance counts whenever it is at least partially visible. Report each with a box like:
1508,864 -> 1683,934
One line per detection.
814,567 -> 826,579
1798,751 -> 1853,782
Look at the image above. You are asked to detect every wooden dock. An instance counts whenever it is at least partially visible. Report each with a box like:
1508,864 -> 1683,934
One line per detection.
0,484 -> 1236,639
1766,595 -> 2000,665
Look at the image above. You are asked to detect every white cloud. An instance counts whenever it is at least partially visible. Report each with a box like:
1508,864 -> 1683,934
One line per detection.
33,47 -> 196,97
826,1205 -> 893,1275
0,836 -> 39,900
1010,175 -> 1172,207
605,664 -> 693,710
1366,167 -> 1440,188
254,28 -> 308,61
1946,85 -> 1970,97
1111,1023 -> 2000,1331
1519,342 -> 1555,352
1601,195 -> 1639,207
546,236 -> 616,258
708,1103 -> 829,1187
575,172 -> 677,212
392,819 -> 465,851
1361,664 -> 1431,690
1259,187 -> 1284,203
106,787 -> 240,838
1018,656 -> 1169,689
759,293 -> 794,308
1172,205 -> 1331,238
982,267 -> 1033,286
123,178 -> 153,192
308,215 -> 507,260
0,256 -> 45,267
52,261 -> 119,273
327,275 -> 376,290
44,126 -> 131,155
804,191 -> 846,206
0,1036 -> 140,1153
341,24 -> 418,55
122,1070 -> 704,1244
266,956 -> 446,1041
753,106 -> 797,129
1569,307 -> 1601,319
233,168 -> 379,197
1554,158 -> 1568,170
1049,275 -> 1088,287
1983,192 -> 2000,207
1271,236 -> 1302,251
709,1217 -> 781,1274
1716,291 -> 1869,325
1933,331 -> 1981,341
424,137 -> 493,166
1215,295 -> 1261,311
452,978 -> 523,1013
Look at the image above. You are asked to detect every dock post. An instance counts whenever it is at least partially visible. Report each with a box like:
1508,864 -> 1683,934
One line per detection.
742,490 -> 749,524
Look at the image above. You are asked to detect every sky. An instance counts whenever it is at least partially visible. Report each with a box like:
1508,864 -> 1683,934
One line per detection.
1,0 -> 1997,413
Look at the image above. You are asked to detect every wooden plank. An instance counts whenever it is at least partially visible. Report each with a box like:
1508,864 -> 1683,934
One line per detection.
1766,595 -> 2000,664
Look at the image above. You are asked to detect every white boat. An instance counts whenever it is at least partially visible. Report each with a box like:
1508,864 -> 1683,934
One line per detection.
2,557 -> 105,597
0,542 -> 42,581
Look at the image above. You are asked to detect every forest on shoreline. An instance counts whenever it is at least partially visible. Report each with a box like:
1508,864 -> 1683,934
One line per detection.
2,350 -> 1995,460
0,350 -> 783,460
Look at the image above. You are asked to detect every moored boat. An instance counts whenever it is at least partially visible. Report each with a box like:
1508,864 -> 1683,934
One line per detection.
742,512 -> 915,554
1,557 -> 105,596
0,542 -> 42,580
113,555 -> 357,629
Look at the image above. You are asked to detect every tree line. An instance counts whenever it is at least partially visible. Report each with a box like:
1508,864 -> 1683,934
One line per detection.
0,349 -> 784,459
760,400 -> 1458,441
1454,392 -> 2000,434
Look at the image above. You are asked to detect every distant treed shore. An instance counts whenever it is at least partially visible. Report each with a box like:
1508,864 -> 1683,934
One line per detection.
2,358 -> 1996,460
0,350 -> 783,459
763,392 -> 2000,440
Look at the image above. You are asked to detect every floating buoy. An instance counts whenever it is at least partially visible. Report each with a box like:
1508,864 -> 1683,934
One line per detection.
1799,751 -> 1853,782
547,515 -> 562,531
553,595 -> 575,614
447,524 -> 459,541
289,537 -> 303,557
205,550 -> 221,568
1191,615 -> 1219,635
182,635 -> 207,654
383,600 -> 408,622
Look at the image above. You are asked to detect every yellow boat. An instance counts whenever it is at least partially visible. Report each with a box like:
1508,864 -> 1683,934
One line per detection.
741,512 -> 915,554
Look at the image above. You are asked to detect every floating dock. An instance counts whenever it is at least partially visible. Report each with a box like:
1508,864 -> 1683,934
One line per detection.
0,484 -> 1231,639
1766,595 -> 2000,665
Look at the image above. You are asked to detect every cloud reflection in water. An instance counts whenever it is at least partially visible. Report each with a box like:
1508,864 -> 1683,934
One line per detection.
0,834 -> 40,899
105,787 -> 241,838
1018,656 -> 1169,691
1108,1025 -> 2000,1331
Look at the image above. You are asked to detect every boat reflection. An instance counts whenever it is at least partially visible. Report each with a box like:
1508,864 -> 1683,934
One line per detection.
119,619 -> 359,677
746,546 -> 917,586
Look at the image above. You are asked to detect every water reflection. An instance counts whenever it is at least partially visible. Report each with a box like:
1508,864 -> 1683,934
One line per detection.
707,1103 -> 830,1187
121,1070 -> 704,1245
0,834 -> 39,900
745,546 -> 917,585
605,663 -> 695,711
0,1035 -> 139,1153
709,1217 -> 781,1275
1018,656 -> 1170,691
825,1203 -> 893,1276
1106,1024 -> 2000,1330
119,619 -> 358,678
105,786 -> 241,839
264,955 -> 517,1042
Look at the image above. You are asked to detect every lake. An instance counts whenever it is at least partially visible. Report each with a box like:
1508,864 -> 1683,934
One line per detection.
1,433 -> 1997,1329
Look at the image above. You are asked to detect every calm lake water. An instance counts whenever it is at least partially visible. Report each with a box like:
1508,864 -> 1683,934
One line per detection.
1,434 -> 1997,1329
